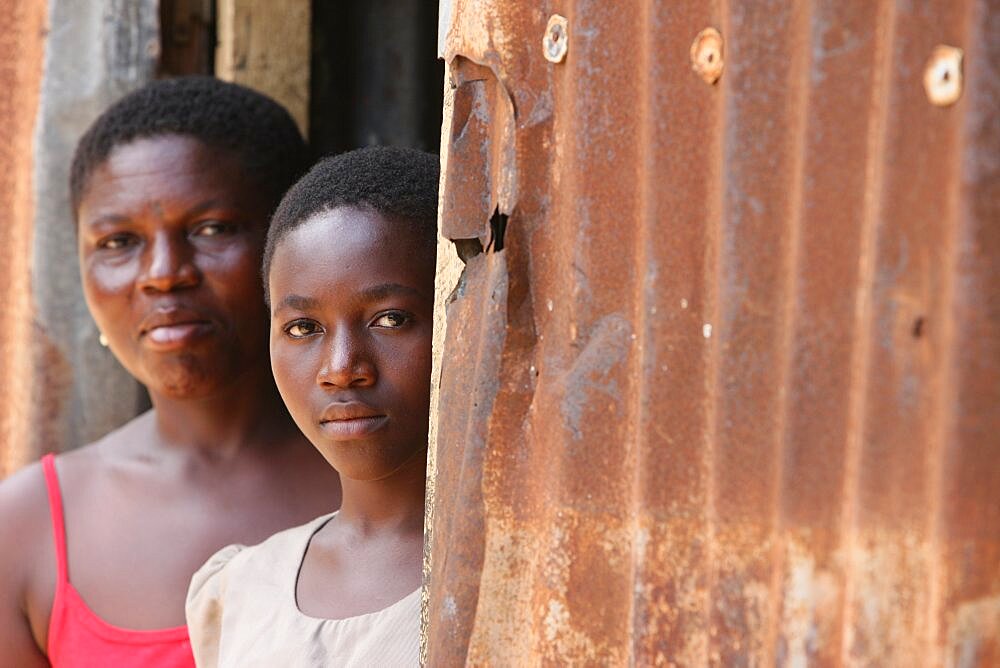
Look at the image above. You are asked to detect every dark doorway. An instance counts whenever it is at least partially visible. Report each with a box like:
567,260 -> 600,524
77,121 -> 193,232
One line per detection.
310,1 -> 445,157
158,2 -> 443,155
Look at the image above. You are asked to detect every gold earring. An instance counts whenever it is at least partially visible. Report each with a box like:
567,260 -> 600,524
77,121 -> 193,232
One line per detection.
99,333 -> 109,348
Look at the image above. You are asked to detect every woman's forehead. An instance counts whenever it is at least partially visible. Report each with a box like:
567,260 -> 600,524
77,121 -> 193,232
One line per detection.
78,136 -> 258,218
100,135 -> 219,176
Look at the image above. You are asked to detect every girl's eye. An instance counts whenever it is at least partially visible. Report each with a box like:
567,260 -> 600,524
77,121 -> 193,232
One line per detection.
285,320 -> 321,338
372,312 -> 411,329
193,221 -> 230,237
97,233 -> 137,250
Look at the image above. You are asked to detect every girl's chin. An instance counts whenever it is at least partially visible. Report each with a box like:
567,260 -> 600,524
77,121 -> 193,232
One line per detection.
317,443 -> 428,483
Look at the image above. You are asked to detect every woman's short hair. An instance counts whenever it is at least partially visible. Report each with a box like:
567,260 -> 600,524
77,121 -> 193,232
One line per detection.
70,76 -> 308,217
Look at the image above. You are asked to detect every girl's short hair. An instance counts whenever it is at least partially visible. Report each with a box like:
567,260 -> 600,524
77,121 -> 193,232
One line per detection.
263,146 -> 440,302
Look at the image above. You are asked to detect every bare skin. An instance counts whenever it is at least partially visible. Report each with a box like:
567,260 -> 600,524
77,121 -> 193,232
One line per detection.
268,207 -> 433,619
0,135 -> 341,665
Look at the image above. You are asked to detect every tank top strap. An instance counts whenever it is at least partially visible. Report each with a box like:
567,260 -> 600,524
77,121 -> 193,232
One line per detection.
41,454 -> 69,584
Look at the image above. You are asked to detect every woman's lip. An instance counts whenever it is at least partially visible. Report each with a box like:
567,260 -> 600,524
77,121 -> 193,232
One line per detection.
318,415 -> 389,440
141,322 -> 213,350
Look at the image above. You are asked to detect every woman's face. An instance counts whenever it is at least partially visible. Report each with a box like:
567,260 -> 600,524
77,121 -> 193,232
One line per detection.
77,134 -> 274,399
268,206 -> 435,481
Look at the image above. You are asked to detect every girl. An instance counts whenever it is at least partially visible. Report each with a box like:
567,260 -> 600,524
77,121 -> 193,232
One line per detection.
187,146 -> 438,666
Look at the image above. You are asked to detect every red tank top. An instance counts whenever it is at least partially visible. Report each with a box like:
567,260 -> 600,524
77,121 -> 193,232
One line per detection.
41,454 -> 195,667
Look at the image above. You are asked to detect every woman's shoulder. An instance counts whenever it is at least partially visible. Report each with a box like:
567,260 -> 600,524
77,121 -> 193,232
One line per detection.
0,459 -> 50,560
48,409 -> 155,475
24,412 -> 152,513
0,410 -> 158,555
0,457 -> 47,511
0,410 -> 152,499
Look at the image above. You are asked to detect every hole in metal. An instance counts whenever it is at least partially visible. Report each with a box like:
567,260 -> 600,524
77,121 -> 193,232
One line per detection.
487,208 -> 508,253
454,237 -> 484,263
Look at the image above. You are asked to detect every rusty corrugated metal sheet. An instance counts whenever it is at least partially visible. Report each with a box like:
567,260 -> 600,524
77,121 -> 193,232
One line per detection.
0,0 -> 158,477
0,0 -> 48,475
425,0 -> 999,665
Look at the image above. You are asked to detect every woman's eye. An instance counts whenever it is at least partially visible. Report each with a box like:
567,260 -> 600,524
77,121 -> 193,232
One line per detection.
193,221 -> 230,237
285,320 -> 320,338
372,312 -> 411,328
97,234 -> 136,250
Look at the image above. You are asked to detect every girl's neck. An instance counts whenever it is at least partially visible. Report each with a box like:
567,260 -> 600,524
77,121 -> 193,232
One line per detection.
335,448 -> 427,535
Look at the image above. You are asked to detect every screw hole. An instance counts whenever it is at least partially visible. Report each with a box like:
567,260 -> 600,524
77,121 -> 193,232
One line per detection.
942,69 -> 951,82
707,53 -> 714,62
912,317 -> 925,338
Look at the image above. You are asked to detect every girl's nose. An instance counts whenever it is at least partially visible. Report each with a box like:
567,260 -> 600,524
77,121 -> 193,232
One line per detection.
316,326 -> 377,389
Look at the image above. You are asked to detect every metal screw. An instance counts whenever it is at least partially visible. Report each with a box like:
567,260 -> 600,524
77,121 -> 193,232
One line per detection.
543,15 -> 569,64
690,27 -> 724,85
924,45 -> 963,107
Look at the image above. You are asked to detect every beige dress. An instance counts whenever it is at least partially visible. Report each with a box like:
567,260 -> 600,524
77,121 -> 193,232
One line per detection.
186,514 -> 420,667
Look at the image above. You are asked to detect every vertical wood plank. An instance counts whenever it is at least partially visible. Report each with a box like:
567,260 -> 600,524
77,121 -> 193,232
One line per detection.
216,0 -> 310,135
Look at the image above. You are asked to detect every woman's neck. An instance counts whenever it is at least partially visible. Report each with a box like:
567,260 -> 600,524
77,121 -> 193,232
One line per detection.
335,448 -> 428,535
148,363 -> 296,459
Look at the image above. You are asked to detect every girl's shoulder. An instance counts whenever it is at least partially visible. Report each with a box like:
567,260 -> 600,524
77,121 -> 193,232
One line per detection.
188,512 -> 334,603
185,513 -> 334,668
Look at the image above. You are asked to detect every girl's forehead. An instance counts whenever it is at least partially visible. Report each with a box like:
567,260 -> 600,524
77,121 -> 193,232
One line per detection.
269,210 -> 434,304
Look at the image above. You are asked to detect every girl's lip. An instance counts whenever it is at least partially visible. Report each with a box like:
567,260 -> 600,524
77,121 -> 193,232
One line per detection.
318,415 -> 389,440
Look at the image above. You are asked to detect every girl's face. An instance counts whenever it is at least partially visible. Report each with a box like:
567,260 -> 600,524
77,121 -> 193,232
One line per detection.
268,206 -> 435,481
77,135 -> 274,398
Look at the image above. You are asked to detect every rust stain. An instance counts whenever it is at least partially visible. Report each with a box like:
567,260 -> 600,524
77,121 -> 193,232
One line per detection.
425,0 -> 1000,664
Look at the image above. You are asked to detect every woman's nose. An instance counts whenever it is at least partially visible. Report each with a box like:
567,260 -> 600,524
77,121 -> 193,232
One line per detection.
316,326 -> 377,389
137,232 -> 200,293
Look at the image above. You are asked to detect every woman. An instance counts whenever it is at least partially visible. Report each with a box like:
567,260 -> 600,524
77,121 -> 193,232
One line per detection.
0,77 -> 341,666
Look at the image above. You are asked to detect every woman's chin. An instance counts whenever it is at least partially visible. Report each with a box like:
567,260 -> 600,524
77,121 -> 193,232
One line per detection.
123,339 -> 270,399
138,357 -> 249,400
147,372 -> 221,400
